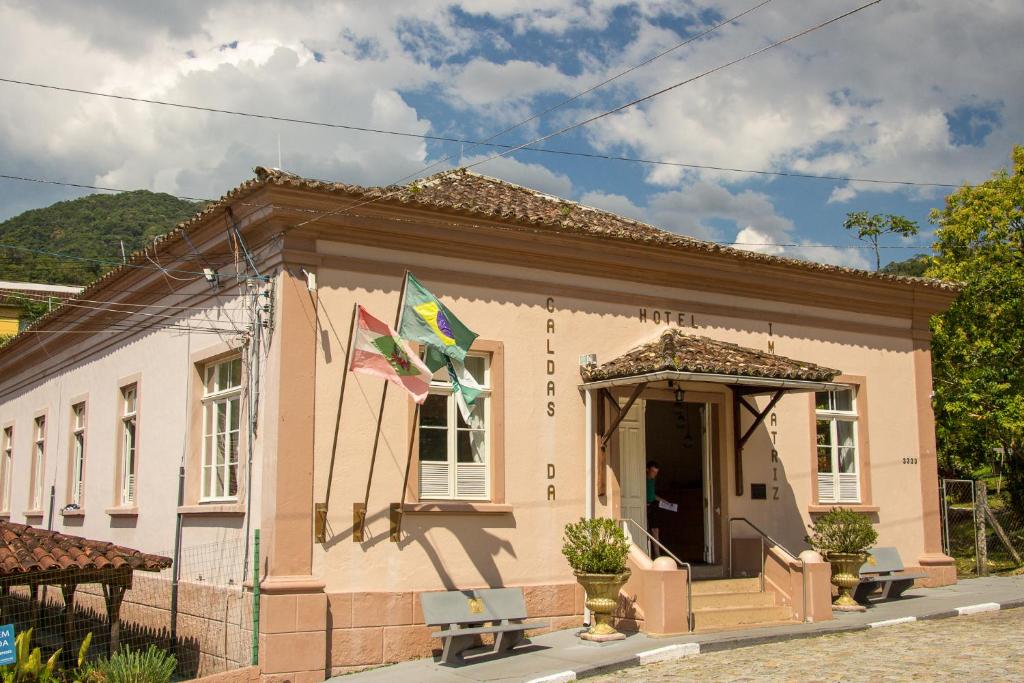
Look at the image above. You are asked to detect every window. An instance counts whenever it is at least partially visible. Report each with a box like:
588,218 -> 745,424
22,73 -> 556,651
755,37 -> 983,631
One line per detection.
815,388 -> 859,504
119,385 -> 138,506
418,354 -> 490,500
201,357 -> 242,501
70,403 -> 86,506
31,417 -> 45,511
1,427 -> 12,511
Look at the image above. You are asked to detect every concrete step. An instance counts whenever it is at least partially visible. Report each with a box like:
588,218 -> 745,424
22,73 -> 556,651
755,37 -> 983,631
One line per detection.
692,604 -> 794,631
691,590 -> 776,610
689,564 -> 726,580
691,576 -> 762,595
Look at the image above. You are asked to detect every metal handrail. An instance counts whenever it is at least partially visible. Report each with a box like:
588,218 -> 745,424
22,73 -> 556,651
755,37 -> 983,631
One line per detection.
727,517 -> 810,623
619,518 -> 693,632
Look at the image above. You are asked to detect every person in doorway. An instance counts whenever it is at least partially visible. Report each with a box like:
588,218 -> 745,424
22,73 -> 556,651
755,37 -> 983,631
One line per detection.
646,460 -> 671,559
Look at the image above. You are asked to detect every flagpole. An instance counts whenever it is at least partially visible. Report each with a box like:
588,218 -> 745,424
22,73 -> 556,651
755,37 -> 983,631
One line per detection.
315,302 -> 358,544
355,270 -> 411,542
392,403 -> 421,542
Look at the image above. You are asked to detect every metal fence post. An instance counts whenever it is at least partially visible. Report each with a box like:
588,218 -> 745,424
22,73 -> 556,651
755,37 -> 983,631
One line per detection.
251,529 -> 260,666
974,481 -> 988,576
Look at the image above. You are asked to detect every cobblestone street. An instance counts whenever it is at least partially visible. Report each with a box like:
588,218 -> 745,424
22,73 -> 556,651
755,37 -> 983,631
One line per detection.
590,608 -> 1024,682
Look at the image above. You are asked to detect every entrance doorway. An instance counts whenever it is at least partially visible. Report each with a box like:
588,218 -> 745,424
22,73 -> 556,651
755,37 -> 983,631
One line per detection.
619,398 -> 715,564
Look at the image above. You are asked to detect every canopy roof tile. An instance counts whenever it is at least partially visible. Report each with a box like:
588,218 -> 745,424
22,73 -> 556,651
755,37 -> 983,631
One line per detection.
581,329 -> 840,384
0,522 -> 171,577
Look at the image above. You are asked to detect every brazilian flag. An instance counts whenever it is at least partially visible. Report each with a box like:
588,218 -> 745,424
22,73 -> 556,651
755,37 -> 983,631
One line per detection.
398,273 -> 478,372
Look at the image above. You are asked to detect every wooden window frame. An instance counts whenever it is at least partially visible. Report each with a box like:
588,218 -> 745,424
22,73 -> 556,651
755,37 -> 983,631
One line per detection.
405,339 -> 506,509
180,342 -> 247,515
809,375 -> 876,513
109,374 -> 142,515
27,412 -> 46,516
1,422 -> 13,516
66,397 -> 88,512
200,355 -> 243,503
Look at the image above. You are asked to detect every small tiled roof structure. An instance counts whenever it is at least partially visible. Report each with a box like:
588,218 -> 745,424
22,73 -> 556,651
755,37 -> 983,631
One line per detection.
0,522 -> 171,654
0,522 -> 170,577
580,329 -> 840,384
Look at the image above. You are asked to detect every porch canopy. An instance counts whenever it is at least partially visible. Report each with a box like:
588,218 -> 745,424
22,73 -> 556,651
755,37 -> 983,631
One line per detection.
0,522 -> 171,655
580,329 -> 842,496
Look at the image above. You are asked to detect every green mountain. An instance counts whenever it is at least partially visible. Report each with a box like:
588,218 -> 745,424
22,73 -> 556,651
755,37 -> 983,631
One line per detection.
0,190 -> 206,286
880,254 -> 933,277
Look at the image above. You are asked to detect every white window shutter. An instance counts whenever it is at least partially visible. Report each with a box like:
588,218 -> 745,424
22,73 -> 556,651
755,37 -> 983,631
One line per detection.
838,473 -> 860,503
817,472 -> 835,503
419,462 -> 450,499
456,463 -> 487,499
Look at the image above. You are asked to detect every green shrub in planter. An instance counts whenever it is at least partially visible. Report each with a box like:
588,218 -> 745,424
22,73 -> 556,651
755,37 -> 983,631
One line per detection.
561,517 -> 630,575
806,507 -> 878,557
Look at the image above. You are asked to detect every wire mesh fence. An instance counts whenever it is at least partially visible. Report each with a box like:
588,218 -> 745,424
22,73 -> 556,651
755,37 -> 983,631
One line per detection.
941,478 -> 1024,577
0,537 -> 254,680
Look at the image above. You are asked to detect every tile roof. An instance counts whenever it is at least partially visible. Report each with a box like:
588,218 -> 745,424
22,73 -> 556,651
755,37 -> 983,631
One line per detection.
252,166 -> 958,292
0,522 -> 171,577
580,328 -> 839,383
0,165 -> 957,356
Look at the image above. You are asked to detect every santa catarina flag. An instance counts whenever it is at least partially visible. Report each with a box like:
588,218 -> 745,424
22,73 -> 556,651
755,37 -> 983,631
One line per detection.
398,273 -> 478,372
349,305 -> 432,404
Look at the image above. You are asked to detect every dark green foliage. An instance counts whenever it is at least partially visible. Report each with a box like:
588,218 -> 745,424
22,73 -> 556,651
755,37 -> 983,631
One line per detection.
928,146 -> 1024,512
880,254 -> 932,277
0,191 -> 205,286
561,517 -> 630,574
83,646 -> 175,683
806,508 -> 878,556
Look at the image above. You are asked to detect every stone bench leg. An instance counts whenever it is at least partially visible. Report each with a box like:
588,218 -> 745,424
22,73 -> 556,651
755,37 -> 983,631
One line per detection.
493,629 -> 525,654
881,579 -> 915,600
441,633 -> 477,664
853,581 -> 877,603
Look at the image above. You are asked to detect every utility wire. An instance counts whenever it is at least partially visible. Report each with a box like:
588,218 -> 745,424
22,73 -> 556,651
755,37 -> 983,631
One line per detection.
459,0 -> 885,177
405,0 -> 777,183
289,0 -> 889,231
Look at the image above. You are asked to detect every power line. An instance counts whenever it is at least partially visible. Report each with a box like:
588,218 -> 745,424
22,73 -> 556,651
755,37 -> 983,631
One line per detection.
459,0 -> 886,177
407,0 -> 778,184
290,0 -> 889,231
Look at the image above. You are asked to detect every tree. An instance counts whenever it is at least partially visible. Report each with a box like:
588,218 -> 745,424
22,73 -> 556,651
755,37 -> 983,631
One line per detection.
928,146 -> 1024,509
843,211 -> 919,271
880,254 -> 932,277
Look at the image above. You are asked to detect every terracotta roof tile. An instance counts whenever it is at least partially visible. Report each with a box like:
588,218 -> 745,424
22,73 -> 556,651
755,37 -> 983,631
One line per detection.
0,166 -> 957,355
581,329 -> 839,383
0,522 -> 171,578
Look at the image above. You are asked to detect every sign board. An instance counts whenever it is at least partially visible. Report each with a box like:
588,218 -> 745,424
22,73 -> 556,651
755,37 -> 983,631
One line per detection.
0,624 -> 15,666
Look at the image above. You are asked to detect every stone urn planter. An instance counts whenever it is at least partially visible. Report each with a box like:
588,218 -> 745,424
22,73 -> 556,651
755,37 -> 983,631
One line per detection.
827,552 -> 868,612
562,518 -> 632,642
807,507 -> 878,613
575,570 -> 632,641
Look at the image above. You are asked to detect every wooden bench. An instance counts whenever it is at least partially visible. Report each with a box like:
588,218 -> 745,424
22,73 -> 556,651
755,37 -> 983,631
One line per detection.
853,547 -> 927,603
420,588 -> 549,664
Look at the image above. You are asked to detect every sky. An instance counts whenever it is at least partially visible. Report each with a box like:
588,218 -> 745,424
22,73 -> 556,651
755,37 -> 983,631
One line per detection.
0,0 -> 1021,269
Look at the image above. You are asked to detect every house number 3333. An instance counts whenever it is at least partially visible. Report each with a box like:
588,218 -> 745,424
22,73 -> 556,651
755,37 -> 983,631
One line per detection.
902,457 -> 919,465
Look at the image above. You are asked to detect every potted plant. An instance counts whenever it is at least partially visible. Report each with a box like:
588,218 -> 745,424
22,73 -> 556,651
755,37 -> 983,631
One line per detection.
807,507 -> 879,611
562,517 -> 632,641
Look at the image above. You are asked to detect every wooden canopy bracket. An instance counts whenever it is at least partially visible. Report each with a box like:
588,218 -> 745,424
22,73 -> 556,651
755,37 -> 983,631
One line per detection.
732,388 -> 786,496
600,382 -> 647,448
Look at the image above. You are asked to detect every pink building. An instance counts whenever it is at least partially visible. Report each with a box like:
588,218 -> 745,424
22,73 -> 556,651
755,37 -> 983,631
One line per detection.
0,167 -> 958,680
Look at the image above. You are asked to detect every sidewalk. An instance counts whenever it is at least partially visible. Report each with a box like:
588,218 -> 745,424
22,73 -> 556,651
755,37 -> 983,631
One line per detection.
329,575 -> 1024,682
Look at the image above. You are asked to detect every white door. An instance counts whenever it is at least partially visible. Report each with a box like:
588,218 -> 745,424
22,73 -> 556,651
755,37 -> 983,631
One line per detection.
618,398 -> 647,546
701,404 -> 715,564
